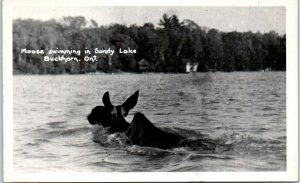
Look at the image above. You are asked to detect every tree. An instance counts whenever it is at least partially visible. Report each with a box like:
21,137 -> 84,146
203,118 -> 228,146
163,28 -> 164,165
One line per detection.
108,24 -> 138,71
205,29 -> 223,70
158,14 -> 186,72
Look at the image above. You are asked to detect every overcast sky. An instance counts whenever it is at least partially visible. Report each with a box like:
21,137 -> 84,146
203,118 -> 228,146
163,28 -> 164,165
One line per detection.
13,6 -> 286,35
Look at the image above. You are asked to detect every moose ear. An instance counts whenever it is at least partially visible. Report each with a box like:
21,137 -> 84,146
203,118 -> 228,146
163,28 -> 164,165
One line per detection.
102,92 -> 113,107
122,91 -> 139,110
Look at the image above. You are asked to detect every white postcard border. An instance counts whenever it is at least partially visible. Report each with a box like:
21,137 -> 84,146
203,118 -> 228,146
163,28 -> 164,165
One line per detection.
3,0 -> 298,182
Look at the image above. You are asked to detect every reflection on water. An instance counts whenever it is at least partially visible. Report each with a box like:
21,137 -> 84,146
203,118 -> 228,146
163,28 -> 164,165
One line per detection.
13,72 -> 286,172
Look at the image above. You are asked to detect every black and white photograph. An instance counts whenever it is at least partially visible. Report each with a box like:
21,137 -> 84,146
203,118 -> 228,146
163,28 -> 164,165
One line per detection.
3,0 -> 298,182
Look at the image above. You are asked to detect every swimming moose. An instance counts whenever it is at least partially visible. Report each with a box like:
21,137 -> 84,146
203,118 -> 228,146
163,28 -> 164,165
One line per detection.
87,91 -> 217,150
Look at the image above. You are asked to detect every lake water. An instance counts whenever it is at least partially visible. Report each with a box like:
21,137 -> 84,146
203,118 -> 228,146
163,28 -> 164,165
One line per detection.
13,72 -> 286,172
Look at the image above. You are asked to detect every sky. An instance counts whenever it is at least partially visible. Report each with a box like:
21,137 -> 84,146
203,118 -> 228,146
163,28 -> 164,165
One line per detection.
13,6 -> 286,35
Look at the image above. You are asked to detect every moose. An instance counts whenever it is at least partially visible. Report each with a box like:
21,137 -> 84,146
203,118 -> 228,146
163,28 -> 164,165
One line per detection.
87,91 -> 217,150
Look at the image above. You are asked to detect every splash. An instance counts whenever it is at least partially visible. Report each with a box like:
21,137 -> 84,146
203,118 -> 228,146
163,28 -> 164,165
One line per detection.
91,125 -> 128,147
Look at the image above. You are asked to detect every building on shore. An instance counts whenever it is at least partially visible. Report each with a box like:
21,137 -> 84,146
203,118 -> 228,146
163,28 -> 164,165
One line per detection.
138,59 -> 151,72
185,61 -> 199,73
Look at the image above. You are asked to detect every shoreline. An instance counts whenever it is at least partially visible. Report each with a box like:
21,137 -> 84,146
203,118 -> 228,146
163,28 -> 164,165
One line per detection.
12,70 -> 286,76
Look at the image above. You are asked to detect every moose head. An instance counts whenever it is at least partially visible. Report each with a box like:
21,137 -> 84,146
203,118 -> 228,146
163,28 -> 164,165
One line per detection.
87,91 -> 139,132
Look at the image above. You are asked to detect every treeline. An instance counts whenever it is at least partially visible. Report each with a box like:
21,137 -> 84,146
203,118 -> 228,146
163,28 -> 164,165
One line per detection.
13,14 -> 286,74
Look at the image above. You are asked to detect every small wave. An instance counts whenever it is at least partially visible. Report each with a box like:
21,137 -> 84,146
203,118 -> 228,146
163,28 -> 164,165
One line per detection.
88,160 -> 120,168
47,121 -> 67,129
25,142 -> 39,146
277,136 -> 286,141
187,153 -> 234,161
262,113 -> 278,117
75,102 -> 87,107
257,127 -> 271,132
154,112 -> 173,116
125,145 -> 172,156
211,130 -> 286,154
262,106 -> 274,111
46,126 -> 90,138
163,127 -> 206,139
171,102 -> 181,106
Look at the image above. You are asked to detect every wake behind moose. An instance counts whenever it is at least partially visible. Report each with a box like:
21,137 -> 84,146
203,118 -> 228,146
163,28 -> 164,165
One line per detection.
87,91 -> 218,150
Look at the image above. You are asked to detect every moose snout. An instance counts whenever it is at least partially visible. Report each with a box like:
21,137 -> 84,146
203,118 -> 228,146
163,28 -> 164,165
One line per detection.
87,113 -> 96,125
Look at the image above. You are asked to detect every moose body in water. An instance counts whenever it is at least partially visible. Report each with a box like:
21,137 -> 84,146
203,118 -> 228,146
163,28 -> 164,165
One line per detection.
87,91 -> 218,150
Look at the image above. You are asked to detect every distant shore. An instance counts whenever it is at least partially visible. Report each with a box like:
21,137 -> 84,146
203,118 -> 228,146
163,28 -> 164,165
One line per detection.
12,70 -> 285,76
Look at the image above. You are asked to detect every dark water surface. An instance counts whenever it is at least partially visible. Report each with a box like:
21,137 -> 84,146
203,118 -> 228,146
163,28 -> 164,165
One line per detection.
13,72 -> 286,172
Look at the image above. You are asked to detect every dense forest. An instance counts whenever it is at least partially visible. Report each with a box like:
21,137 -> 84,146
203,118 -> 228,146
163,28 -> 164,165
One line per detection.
13,14 -> 286,74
